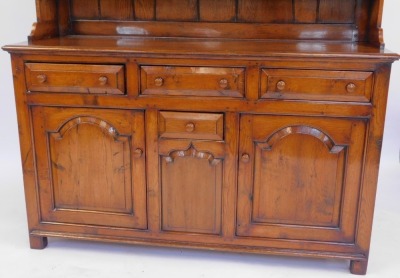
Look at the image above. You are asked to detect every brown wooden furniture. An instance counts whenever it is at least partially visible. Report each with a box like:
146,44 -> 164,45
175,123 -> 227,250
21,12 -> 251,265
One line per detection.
3,0 -> 399,275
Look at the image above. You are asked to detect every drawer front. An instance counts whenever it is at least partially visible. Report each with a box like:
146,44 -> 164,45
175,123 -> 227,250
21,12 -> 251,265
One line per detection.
261,69 -> 373,102
25,63 -> 125,94
141,66 -> 245,97
159,111 -> 224,140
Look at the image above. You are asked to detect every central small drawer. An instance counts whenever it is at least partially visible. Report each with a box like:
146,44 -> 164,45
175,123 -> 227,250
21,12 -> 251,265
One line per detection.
25,63 -> 125,94
140,66 -> 245,97
158,111 -> 224,140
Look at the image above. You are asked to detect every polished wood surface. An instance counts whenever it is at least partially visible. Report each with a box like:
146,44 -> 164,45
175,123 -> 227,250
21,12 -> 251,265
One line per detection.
237,115 -> 366,242
30,0 -> 385,45
31,107 -> 147,228
25,63 -> 125,94
6,37 -> 398,59
69,0 -> 356,24
158,112 -> 224,140
160,142 -> 223,234
260,69 -> 373,102
141,66 -> 245,97
3,0 -> 399,275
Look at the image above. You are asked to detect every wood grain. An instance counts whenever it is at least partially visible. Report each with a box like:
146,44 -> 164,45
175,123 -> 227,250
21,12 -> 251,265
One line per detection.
161,145 -> 223,234
238,0 -> 293,23
100,0 -> 134,20
35,0 -> 57,22
72,21 -> 356,41
71,0 -> 99,19
156,0 -> 197,21
31,107 -> 147,229
140,66 -> 245,97
237,115 -> 366,243
294,0 -> 318,23
25,63 -> 125,94
252,132 -> 344,227
199,0 -> 236,22
319,0 -> 356,23
134,0 -> 155,20
158,111 -> 224,141
4,1 -> 398,275
260,69 -> 372,102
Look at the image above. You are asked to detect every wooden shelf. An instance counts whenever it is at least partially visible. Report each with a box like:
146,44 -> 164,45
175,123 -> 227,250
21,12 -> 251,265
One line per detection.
4,36 -> 399,61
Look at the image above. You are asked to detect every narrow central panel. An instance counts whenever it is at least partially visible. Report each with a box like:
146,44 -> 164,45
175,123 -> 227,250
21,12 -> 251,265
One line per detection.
161,154 -> 222,235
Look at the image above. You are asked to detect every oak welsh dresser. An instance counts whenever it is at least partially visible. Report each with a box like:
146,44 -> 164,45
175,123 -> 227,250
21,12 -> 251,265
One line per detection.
3,0 -> 399,274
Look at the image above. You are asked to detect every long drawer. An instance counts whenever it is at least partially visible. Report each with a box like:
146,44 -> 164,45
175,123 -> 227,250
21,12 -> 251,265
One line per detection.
140,66 -> 245,98
25,63 -> 125,94
260,69 -> 373,102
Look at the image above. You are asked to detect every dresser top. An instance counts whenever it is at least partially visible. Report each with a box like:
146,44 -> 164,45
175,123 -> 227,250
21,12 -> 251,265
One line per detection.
4,36 -> 399,62
3,0 -> 399,62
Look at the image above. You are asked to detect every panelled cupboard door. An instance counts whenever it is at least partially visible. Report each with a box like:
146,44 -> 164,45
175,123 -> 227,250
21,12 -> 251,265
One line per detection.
31,107 -> 147,229
237,115 -> 367,243
158,139 -> 225,235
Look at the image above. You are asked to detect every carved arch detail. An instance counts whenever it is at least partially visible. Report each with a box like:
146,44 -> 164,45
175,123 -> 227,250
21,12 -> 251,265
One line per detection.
163,143 -> 221,166
50,116 -> 126,141
256,125 -> 345,154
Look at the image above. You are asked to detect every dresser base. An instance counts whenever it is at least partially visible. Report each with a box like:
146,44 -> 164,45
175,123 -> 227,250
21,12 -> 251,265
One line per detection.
28,232 -> 368,274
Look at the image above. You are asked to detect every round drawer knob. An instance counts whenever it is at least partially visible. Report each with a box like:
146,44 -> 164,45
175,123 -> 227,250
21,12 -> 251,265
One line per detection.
185,122 -> 195,132
241,153 -> 250,163
133,148 -> 143,158
276,80 -> 286,91
219,78 -> 229,89
36,74 -> 47,84
346,83 -> 356,93
154,77 -> 164,87
99,76 -> 108,86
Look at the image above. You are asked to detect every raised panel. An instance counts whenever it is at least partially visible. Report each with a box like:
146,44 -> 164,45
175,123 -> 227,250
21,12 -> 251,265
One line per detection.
49,116 -> 132,213
237,115 -> 367,243
160,144 -> 223,235
32,107 -> 147,229
252,131 -> 345,227
238,0 -> 293,23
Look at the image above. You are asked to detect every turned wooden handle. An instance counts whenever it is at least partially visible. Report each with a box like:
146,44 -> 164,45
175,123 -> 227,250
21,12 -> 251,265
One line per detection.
276,80 -> 286,91
133,148 -> 143,158
241,153 -> 250,163
36,74 -> 47,84
346,83 -> 356,93
99,76 -> 108,86
185,122 -> 195,132
219,78 -> 229,89
154,77 -> 164,87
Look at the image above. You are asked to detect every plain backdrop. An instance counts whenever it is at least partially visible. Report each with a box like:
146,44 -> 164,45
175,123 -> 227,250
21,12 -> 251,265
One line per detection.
0,1 -> 399,277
